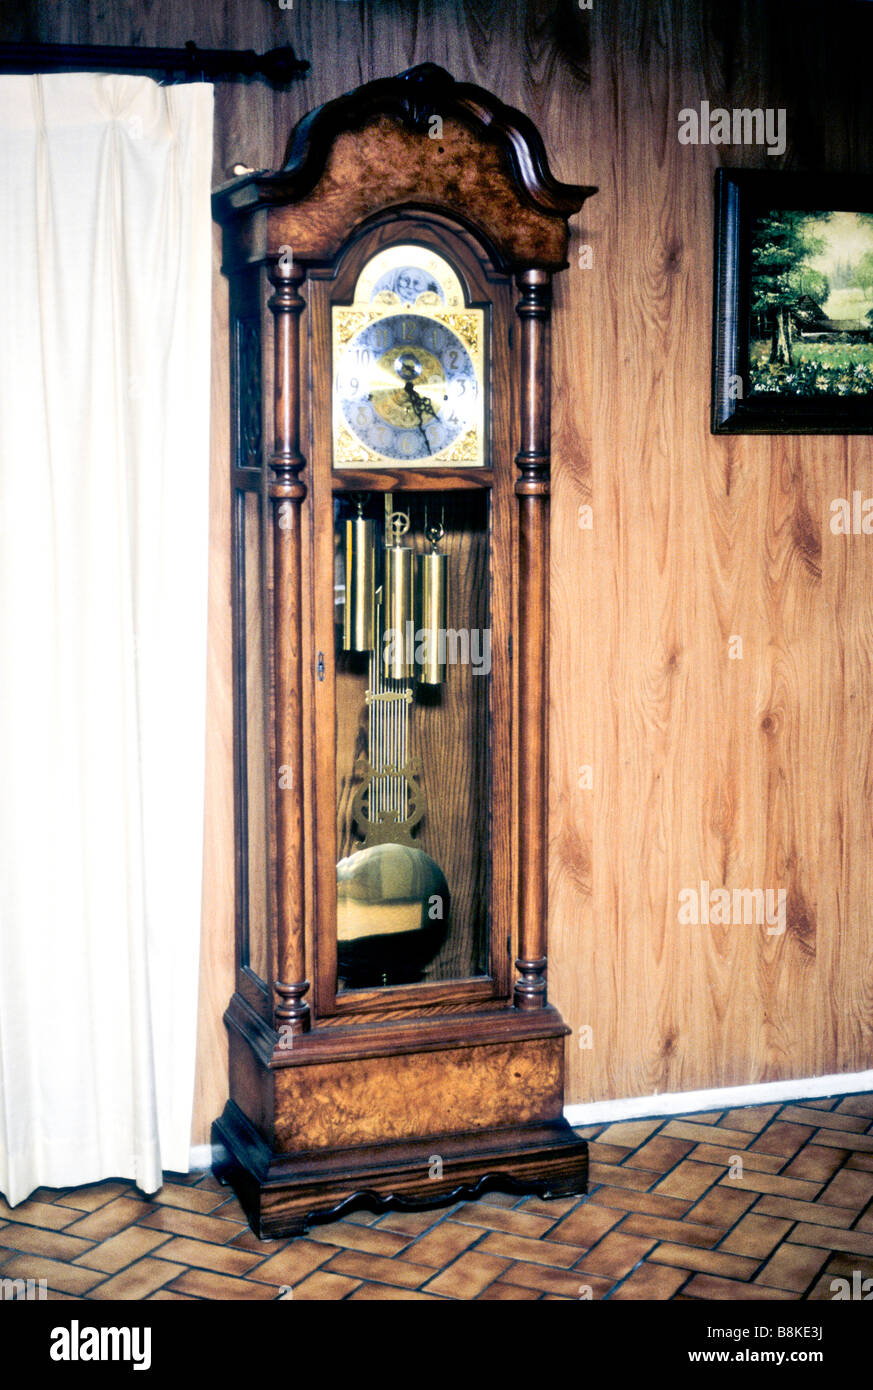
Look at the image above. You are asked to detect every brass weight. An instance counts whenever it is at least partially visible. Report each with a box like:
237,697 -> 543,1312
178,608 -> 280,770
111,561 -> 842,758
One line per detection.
418,547 -> 447,685
383,543 -> 415,679
342,510 -> 376,652
383,500 -> 415,680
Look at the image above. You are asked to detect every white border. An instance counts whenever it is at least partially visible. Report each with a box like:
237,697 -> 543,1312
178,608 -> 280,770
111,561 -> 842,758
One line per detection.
564,1069 -> 873,1127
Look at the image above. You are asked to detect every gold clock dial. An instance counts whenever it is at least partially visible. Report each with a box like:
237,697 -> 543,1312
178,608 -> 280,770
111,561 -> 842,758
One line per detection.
332,245 -> 485,468
370,344 -> 445,430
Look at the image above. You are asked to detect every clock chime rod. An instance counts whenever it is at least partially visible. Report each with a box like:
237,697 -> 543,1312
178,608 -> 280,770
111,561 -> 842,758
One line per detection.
341,493 -> 450,842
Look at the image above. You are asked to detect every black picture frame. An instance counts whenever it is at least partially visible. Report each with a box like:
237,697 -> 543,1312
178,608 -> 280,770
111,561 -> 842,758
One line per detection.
712,169 -> 873,433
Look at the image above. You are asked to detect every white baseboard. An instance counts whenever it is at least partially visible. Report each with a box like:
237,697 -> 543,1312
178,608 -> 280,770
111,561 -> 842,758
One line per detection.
563,1069 -> 873,1127
188,1144 -> 213,1171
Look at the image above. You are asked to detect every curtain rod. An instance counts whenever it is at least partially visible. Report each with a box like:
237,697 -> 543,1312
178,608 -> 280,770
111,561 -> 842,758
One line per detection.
0,40 -> 309,84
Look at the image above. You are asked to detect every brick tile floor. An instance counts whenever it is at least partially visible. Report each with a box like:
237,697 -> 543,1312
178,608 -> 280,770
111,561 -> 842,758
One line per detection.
2,1092 -> 873,1300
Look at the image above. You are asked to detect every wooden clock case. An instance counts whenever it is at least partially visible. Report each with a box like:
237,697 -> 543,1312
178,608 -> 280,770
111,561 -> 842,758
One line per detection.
212,64 -> 596,1238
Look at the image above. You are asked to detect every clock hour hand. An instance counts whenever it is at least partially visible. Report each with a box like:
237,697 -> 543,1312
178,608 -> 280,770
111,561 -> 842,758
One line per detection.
402,377 -> 436,454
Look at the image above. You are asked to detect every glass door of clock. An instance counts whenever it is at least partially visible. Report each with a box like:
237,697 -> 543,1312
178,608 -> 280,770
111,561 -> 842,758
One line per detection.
333,488 -> 491,991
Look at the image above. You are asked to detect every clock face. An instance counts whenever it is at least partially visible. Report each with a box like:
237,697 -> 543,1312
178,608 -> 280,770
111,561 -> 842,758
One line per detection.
332,245 -> 486,468
336,313 -> 479,463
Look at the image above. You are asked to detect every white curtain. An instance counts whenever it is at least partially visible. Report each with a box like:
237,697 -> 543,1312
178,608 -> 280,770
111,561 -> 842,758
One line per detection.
0,74 -> 213,1205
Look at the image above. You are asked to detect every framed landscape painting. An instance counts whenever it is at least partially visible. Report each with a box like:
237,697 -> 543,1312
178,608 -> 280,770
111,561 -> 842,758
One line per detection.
712,170 -> 873,432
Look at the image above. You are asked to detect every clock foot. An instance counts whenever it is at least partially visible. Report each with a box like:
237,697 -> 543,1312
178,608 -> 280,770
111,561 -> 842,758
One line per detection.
212,1105 -> 587,1241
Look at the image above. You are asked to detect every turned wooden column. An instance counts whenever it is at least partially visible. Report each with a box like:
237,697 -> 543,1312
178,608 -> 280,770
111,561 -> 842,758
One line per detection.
514,268 -> 552,1010
268,257 -> 310,1035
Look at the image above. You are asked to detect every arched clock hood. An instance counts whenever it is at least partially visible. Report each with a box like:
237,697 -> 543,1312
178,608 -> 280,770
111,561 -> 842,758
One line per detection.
213,63 -> 596,272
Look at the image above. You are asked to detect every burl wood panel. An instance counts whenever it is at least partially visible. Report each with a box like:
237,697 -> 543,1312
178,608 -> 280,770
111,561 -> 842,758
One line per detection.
25,0 -> 873,1138
273,1035 -> 563,1151
265,115 -> 570,269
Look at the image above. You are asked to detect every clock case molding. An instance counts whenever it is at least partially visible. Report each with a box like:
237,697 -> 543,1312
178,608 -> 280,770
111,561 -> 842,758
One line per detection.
212,64 -> 597,1238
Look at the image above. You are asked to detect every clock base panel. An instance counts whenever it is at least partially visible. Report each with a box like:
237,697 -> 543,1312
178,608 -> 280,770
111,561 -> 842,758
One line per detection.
212,1101 -> 588,1240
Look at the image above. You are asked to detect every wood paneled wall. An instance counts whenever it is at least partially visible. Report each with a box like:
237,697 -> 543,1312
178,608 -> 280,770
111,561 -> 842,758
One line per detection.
8,0 -> 873,1140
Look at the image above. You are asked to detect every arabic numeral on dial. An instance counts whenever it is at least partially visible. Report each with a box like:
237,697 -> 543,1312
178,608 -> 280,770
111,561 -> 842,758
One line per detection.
366,423 -> 391,452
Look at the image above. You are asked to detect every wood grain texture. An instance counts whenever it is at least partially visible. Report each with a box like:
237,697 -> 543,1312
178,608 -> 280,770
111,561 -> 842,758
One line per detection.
549,0 -> 873,1107
272,1037 -> 564,1151
214,1104 -> 587,1238
514,270 -> 553,1010
242,490 -> 269,983
14,0 -> 873,1137
267,260 -> 310,1034
259,114 -> 574,269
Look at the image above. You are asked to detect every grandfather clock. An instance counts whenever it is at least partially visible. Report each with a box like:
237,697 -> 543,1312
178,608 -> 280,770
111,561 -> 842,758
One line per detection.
212,65 -> 596,1237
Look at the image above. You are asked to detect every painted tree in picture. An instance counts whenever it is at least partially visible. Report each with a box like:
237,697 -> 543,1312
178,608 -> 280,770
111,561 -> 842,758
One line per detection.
751,211 -> 830,367
749,210 -> 873,396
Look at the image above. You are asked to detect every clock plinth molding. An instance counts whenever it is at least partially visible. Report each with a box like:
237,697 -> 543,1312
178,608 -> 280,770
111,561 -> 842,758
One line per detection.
213,66 -> 596,1237
214,1000 -> 585,1239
